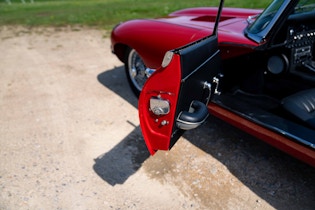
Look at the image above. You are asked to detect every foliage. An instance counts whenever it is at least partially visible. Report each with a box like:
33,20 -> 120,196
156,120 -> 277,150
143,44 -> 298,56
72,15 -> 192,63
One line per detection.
0,0 -> 272,29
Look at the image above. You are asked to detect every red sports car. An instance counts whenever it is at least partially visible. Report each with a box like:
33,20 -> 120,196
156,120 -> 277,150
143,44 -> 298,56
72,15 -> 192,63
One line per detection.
111,0 -> 315,167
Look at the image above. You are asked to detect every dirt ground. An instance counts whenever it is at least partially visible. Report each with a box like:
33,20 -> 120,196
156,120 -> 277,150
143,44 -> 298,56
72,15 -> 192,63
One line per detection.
0,26 -> 315,210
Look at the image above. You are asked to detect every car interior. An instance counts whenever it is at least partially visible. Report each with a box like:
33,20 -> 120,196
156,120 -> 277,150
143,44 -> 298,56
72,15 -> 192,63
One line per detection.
218,8 -> 315,142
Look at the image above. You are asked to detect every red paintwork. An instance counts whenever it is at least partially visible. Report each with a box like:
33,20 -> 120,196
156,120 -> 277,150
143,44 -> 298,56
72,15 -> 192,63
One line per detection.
138,54 -> 182,155
111,19 -> 209,68
111,7 -> 261,68
208,103 -> 315,167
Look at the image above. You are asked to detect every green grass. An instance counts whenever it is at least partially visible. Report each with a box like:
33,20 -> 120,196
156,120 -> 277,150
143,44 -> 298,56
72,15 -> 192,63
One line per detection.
0,0 -> 272,30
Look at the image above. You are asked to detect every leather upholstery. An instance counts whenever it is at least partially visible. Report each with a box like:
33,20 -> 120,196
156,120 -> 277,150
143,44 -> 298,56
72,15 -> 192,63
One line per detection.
282,89 -> 315,129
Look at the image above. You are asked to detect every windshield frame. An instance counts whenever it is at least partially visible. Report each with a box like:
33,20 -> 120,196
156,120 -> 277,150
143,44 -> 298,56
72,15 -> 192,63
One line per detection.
245,0 -> 293,43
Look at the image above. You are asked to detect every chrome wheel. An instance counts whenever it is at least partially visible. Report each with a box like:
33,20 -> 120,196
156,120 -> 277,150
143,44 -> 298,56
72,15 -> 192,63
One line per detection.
126,49 -> 154,95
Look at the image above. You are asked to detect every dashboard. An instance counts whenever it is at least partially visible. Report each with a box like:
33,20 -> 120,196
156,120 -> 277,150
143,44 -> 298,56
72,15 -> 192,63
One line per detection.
285,12 -> 315,81
287,24 -> 315,65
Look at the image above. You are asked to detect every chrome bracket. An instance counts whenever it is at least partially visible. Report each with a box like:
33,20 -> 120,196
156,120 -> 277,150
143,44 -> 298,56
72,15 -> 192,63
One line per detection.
203,81 -> 212,105
213,74 -> 223,95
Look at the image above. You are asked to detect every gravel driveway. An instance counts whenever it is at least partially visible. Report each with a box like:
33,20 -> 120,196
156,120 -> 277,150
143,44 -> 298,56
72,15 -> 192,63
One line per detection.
0,26 -> 314,210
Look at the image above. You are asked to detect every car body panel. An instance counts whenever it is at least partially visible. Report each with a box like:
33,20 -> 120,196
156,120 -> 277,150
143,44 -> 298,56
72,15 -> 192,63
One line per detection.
111,7 -> 260,68
111,19 -> 210,68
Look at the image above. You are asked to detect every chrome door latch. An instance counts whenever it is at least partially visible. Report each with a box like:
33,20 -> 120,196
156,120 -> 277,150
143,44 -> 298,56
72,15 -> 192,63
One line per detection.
150,97 -> 170,116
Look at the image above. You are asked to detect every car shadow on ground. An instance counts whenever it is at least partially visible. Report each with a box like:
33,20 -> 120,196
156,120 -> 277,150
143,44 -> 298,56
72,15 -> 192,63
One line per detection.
96,66 -> 315,208
93,125 -> 150,185
94,66 -> 148,186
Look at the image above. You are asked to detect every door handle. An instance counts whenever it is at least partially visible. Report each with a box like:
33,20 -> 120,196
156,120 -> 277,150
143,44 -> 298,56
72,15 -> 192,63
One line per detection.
176,100 -> 209,130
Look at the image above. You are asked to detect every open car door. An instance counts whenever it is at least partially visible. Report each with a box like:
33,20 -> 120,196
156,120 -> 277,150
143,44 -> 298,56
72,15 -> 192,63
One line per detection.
139,0 -> 224,155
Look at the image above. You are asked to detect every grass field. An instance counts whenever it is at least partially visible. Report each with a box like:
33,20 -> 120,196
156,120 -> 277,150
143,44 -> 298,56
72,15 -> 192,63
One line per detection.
0,0 -> 272,30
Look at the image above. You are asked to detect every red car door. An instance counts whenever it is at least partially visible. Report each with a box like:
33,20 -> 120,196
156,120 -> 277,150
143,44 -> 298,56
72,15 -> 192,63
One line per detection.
138,35 -> 222,155
139,1 -> 224,155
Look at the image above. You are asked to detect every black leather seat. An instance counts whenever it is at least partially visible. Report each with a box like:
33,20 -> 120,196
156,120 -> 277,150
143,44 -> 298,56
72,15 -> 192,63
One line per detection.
282,89 -> 315,129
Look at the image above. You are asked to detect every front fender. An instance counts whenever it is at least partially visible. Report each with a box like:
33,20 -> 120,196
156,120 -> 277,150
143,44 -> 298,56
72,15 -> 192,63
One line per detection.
111,19 -> 210,68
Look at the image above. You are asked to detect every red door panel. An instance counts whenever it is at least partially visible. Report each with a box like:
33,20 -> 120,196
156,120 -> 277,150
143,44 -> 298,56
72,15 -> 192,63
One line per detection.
138,54 -> 182,154
139,35 -> 221,155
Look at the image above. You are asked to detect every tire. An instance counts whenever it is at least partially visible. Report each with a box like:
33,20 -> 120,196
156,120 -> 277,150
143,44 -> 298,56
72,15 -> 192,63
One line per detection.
124,47 -> 154,97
